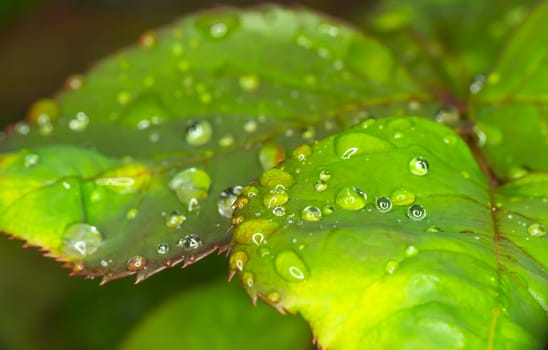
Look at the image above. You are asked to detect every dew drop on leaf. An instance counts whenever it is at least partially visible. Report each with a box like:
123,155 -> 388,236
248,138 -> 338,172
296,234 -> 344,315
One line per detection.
127,256 -> 147,272
314,180 -> 328,192
405,245 -> 419,257
272,206 -> 286,217
390,188 -> 416,206
435,106 -> 460,125
409,156 -> 429,176
407,204 -> 427,221
301,206 -> 322,221
185,121 -> 213,146
156,243 -> 170,255
24,153 -> 39,168
239,74 -> 260,92
319,170 -> 331,182
169,167 -> 211,211
292,144 -> 312,161
242,271 -> 255,288
336,187 -> 367,211
62,223 -> 103,258
263,185 -> 289,208
177,234 -> 203,250
165,211 -> 187,228
68,112 -> 90,132
274,250 -> 310,282
385,260 -> 399,274
527,223 -> 546,237
229,251 -> 248,272
217,185 -> 243,218
375,197 -> 393,213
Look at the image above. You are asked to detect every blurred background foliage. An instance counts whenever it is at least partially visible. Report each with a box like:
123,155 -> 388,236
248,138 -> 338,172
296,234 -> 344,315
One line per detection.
0,1 -> 364,349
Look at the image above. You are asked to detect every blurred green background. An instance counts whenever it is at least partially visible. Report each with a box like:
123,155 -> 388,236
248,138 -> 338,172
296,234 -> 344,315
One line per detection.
0,1 -> 365,349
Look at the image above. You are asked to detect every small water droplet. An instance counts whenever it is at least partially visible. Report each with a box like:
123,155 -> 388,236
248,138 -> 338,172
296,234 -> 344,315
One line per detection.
239,74 -> 260,92
218,185 -> 243,218
100,259 -> 111,268
301,126 -> 315,140
243,271 -> 255,288
177,234 -> 203,250
267,291 -> 281,304
405,245 -> 419,257
69,112 -> 89,131
165,211 -> 187,228
259,143 -> 285,170
322,205 -> 334,215
291,144 -> 312,161
336,187 -> 367,211
127,256 -> 147,271
186,121 -> 212,146
301,206 -> 322,221
443,134 -> 457,145
390,188 -> 415,206
229,251 -> 248,272
407,204 -> 426,221
157,243 -> 169,254
24,153 -> 39,168
169,168 -> 211,211
385,260 -> 399,274
375,197 -> 392,213
126,208 -> 138,220
319,170 -> 331,182
528,223 -> 546,237
314,180 -> 328,192
334,132 -> 393,159
63,223 -> 103,258
435,106 -> 460,125
243,120 -> 257,133
218,134 -> 235,147
469,74 -> 486,94
426,226 -> 443,232
275,250 -> 309,282
409,156 -> 429,176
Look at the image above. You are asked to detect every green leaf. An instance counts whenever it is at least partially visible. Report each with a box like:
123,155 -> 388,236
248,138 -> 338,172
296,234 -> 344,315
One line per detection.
0,6 -> 430,282
470,2 -> 548,180
230,116 -> 547,349
363,0 -> 540,95
119,279 -> 312,350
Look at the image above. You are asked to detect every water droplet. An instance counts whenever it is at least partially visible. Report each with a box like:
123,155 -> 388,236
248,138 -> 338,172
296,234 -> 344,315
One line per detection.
218,134 -> 235,147
239,74 -> 260,92
409,156 -> 429,176
407,204 -> 426,221
165,211 -> 187,228
177,234 -> 203,250
390,188 -> 415,206
100,259 -> 111,268
65,74 -> 84,90
210,22 -> 228,38
314,180 -> 328,192
385,260 -> 399,274
334,132 -> 393,159
139,30 -> 157,48
322,205 -> 334,215
63,223 -> 103,258
405,245 -> 419,257
272,206 -> 286,217
291,144 -> 312,161
426,226 -> 443,232
185,121 -> 212,146
127,256 -> 147,272
259,143 -> 285,170
336,187 -> 367,211
243,271 -> 255,288
260,169 -> 295,189
169,168 -> 211,211
218,186 -> 243,218
301,126 -> 315,140
243,120 -> 257,133
233,219 -> 279,245
435,106 -> 460,125
229,251 -> 248,272
275,250 -> 309,282
528,223 -> 546,237
469,74 -> 486,94
69,112 -> 89,131
375,197 -> 392,213
24,153 -> 39,168
157,243 -> 169,255
267,291 -> 281,304
443,134 -> 457,145
301,206 -> 322,221
27,98 -> 59,125
473,122 -> 503,146
263,186 -> 288,208
319,170 -> 331,182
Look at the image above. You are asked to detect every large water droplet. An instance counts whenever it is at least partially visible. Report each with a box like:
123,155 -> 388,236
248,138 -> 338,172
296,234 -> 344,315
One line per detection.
275,250 -> 309,282
407,204 -> 426,221
169,168 -> 211,211
390,188 -> 415,206
127,256 -> 147,271
259,143 -> 285,170
301,206 -> 322,221
263,186 -> 289,208
177,234 -> 204,250
334,132 -> 393,159
185,121 -> 212,146
336,187 -> 367,211
218,186 -> 243,218
409,156 -> 429,176
233,219 -> 279,245
375,197 -> 392,213
527,223 -> 546,237
63,223 -> 103,258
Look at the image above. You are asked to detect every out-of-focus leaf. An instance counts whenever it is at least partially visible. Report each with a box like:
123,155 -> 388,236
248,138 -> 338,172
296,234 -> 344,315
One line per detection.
0,6 -> 432,282
119,279 -> 312,350
469,2 -> 548,180
363,0 -> 540,96
230,116 -> 547,349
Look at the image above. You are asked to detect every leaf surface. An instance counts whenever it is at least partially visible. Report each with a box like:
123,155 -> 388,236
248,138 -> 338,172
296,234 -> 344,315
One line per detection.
230,116 -> 547,349
0,6 -> 430,282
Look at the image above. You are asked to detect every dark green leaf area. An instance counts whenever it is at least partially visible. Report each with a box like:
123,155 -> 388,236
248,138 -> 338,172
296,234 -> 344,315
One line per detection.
230,116 -> 547,349
119,279 -> 313,350
470,2 -> 548,180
